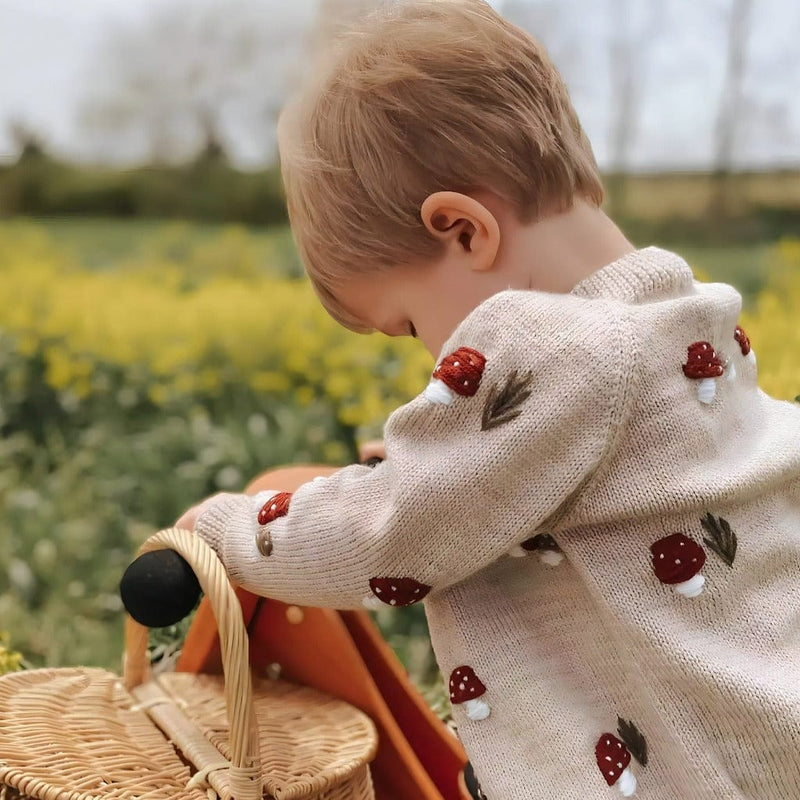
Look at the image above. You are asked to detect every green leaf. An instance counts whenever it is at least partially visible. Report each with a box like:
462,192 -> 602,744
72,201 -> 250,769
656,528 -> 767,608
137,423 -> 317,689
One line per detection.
481,369 -> 534,431
617,716 -> 648,767
700,512 -> 737,567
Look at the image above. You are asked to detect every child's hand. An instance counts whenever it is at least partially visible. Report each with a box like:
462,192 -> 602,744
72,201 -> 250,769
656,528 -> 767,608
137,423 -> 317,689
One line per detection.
174,493 -> 228,532
174,490 -> 283,532
358,439 -> 386,462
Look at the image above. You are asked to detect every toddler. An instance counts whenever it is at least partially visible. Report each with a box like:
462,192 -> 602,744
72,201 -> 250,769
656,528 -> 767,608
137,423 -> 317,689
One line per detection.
179,1 -> 800,797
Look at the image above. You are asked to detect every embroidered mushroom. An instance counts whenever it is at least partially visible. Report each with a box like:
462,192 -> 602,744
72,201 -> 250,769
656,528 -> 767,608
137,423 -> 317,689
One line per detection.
650,533 -> 707,598
682,341 -> 724,404
257,491 -> 292,525
595,733 -> 636,796
363,577 -> 431,609
508,533 -> 564,565
734,324 -> 756,366
724,354 -> 737,382
725,325 -> 752,381
424,347 -> 487,405
255,491 -> 292,557
449,666 -> 490,721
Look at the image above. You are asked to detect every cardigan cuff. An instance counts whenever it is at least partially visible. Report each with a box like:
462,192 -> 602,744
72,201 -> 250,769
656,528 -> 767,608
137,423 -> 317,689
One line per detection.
194,493 -> 260,565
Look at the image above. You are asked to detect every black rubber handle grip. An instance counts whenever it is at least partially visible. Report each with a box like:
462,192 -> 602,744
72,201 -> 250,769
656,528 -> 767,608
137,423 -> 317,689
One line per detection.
120,549 -> 202,628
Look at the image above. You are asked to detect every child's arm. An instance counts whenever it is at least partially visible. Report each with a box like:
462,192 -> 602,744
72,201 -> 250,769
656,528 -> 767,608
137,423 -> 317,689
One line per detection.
358,439 -> 386,463
193,290 -> 632,609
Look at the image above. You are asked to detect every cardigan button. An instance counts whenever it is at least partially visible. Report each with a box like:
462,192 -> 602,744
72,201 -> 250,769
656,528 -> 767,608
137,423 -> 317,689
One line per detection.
256,529 -> 273,557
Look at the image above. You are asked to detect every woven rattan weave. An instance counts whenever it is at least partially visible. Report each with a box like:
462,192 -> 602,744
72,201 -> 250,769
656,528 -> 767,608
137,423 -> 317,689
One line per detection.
0,528 -> 378,800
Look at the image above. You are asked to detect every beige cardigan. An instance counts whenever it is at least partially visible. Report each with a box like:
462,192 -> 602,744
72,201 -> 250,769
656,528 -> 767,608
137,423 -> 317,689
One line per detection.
195,247 -> 800,799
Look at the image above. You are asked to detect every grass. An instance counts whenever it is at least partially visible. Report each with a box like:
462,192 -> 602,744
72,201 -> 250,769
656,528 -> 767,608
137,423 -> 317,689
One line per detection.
609,170 -> 800,220
669,243 -> 773,308
27,216 -> 304,277
26,216 -> 774,308
37,216 -> 176,267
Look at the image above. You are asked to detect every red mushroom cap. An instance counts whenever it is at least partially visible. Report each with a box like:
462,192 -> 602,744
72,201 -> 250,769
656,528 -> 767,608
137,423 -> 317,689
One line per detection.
257,491 -> 292,525
595,733 -> 631,787
650,533 -> 706,584
682,341 -> 724,379
432,347 -> 486,397
449,666 -> 487,704
368,577 -> 431,606
734,325 -> 751,356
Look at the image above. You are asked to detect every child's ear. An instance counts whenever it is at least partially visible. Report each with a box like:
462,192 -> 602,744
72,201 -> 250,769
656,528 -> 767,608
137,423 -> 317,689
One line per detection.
420,191 -> 500,271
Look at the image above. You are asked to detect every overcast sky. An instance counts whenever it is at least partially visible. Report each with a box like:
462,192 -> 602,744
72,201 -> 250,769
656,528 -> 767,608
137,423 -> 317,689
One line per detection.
0,0 -> 797,170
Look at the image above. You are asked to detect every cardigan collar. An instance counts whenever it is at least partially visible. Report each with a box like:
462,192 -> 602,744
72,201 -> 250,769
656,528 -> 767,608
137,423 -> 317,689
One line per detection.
570,246 -> 696,303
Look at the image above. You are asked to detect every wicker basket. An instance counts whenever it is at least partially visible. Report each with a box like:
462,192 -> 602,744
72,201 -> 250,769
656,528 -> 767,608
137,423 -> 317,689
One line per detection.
0,528 -> 378,800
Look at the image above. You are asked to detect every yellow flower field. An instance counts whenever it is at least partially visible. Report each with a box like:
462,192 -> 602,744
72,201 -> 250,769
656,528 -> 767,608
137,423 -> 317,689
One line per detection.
0,221 -> 797,673
739,238 -> 800,402
0,222 -> 433,435
0,223 -> 796,417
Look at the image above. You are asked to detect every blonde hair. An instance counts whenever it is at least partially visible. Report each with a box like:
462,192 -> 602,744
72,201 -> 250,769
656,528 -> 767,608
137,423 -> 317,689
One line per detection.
278,0 -> 604,332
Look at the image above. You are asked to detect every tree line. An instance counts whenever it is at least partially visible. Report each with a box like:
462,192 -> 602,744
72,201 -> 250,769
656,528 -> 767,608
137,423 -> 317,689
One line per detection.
0,136 -> 287,226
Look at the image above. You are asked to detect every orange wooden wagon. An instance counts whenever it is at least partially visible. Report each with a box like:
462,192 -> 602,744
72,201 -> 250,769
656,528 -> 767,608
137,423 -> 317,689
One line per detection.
176,464 -> 476,800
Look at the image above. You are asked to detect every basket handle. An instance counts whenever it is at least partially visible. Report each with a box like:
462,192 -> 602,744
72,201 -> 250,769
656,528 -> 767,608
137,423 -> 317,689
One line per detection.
124,527 -> 260,799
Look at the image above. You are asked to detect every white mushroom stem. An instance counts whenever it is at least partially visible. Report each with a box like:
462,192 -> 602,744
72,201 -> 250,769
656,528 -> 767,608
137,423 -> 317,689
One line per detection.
362,593 -> 382,610
508,544 -> 528,558
673,573 -> 705,598
539,549 -> 564,566
616,766 -> 637,797
697,378 -> 717,404
424,378 -> 455,405
748,350 -> 757,367
464,697 -> 491,721
725,361 -> 737,382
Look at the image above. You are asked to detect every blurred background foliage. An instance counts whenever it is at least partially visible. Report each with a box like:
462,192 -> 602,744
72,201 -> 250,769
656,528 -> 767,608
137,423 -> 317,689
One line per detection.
0,219 -> 798,690
0,0 -> 798,706
0,144 -> 288,226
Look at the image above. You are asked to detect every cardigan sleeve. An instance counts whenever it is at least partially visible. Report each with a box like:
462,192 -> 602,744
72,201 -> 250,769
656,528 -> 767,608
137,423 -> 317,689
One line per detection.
193,289 -> 634,609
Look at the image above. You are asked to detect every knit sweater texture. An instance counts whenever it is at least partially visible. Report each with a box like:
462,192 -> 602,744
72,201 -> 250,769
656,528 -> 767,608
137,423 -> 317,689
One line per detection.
195,246 -> 800,799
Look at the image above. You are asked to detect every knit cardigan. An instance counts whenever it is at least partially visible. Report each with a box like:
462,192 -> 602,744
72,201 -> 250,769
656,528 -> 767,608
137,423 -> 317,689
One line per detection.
194,246 -> 800,799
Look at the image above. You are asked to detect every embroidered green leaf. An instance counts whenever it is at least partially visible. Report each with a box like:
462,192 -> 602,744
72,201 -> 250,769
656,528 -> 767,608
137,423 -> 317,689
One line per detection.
700,512 -> 737,567
481,369 -> 533,431
617,716 -> 648,767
